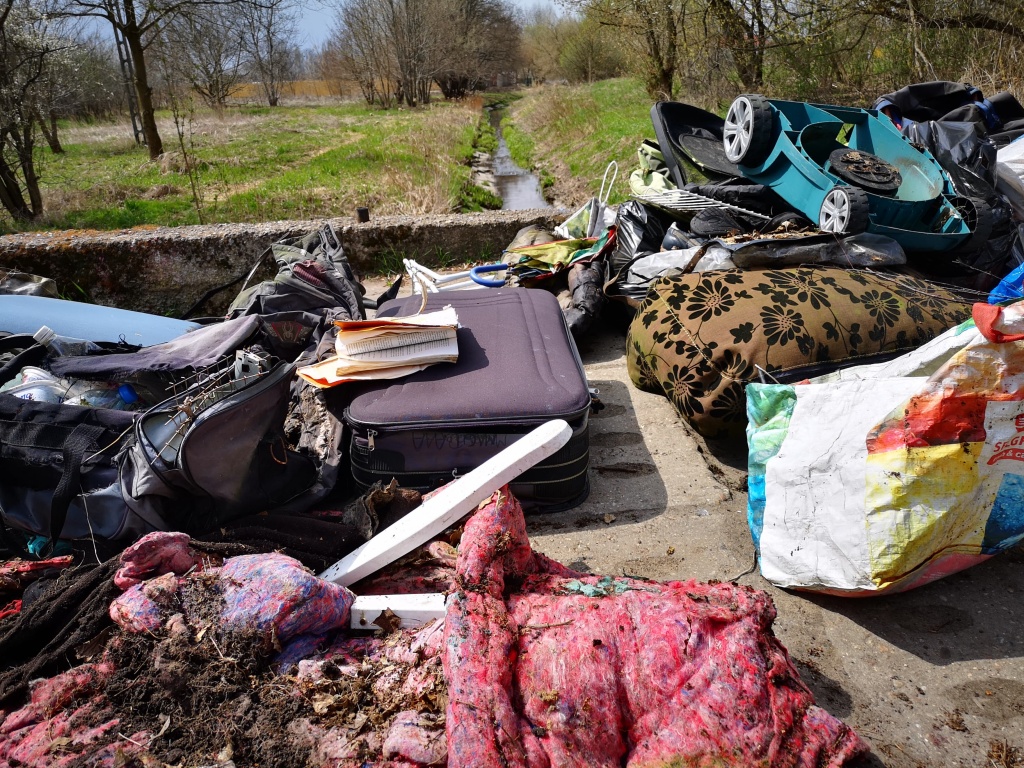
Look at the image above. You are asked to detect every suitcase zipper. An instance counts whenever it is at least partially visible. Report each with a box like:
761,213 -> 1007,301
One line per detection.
345,407 -> 589,436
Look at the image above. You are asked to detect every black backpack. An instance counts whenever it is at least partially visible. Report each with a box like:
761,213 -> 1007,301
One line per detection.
227,224 -> 366,321
0,391 -> 163,559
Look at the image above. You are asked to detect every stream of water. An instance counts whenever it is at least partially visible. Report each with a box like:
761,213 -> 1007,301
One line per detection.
488,109 -> 548,210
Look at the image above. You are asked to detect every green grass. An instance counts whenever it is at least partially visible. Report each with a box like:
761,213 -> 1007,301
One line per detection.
474,117 -> 499,155
507,78 -> 656,205
1,81 -> 663,233
501,117 -> 534,171
2,100 -> 484,234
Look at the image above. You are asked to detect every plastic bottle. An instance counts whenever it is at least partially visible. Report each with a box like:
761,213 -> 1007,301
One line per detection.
33,326 -> 104,356
2,375 -> 66,403
1,363 -> 144,410
63,381 -> 141,410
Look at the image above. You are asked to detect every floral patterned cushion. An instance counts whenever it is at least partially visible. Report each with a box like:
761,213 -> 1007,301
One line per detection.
627,267 -> 972,439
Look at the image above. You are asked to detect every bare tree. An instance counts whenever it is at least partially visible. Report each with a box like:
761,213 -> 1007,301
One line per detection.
314,35 -> 349,98
520,6 -> 574,82
329,0 -> 399,107
69,32 -> 124,118
54,0 -> 173,158
434,0 -> 521,98
569,0 -> 685,99
240,0 -> 297,106
162,2 -> 248,109
31,28 -> 122,155
559,16 -> 624,83
54,0 -> 255,159
379,0 -> 435,107
0,0 -> 71,220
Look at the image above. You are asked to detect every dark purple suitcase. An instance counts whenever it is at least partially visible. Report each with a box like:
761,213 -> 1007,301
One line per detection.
343,288 -> 591,512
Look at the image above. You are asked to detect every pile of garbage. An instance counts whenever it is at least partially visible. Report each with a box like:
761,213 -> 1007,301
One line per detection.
5,78 -> 1024,765
0,488 -> 866,767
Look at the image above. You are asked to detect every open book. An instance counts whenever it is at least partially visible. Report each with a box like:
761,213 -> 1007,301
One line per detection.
297,306 -> 459,387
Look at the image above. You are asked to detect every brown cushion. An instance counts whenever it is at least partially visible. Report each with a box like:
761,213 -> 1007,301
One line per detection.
626,267 -> 973,438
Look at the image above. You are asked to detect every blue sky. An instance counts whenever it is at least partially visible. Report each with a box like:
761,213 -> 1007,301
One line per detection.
83,0 -> 554,51
295,0 -> 552,47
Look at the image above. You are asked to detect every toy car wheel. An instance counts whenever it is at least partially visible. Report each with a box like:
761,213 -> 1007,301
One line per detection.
828,148 -> 903,196
818,186 -> 870,234
723,95 -> 772,165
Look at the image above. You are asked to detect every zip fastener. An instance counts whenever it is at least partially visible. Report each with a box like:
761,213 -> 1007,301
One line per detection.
353,460 -> 589,486
367,429 -> 377,451
345,406 -> 589,434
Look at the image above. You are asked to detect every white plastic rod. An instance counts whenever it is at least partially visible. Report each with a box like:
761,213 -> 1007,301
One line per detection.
319,419 -> 572,586
350,593 -> 447,630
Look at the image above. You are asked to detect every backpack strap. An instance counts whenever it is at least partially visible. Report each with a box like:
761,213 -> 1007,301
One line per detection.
44,423 -> 106,557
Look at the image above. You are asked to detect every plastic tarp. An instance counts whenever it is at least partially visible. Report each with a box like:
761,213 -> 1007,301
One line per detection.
747,301 -> 1024,595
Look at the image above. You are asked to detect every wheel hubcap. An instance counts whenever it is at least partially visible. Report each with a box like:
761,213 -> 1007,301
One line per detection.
819,190 -> 850,232
724,98 -> 753,163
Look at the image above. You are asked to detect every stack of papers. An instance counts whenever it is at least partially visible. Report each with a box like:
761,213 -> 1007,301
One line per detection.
297,307 -> 459,387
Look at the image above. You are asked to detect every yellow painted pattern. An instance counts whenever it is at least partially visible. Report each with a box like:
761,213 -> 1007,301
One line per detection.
864,442 -> 992,587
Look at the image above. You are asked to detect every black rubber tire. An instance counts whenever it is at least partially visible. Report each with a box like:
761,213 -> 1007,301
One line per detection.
828,148 -> 902,196
723,94 -> 773,166
818,185 -> 870,234
950,196 -> 994,256
759,211 -> 815,234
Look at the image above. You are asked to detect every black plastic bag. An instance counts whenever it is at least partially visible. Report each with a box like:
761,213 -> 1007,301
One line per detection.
608,201 -> 674,277
902,120 -> 997,196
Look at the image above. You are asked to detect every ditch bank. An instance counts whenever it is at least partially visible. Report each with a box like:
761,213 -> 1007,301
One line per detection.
0,209 -> 564,317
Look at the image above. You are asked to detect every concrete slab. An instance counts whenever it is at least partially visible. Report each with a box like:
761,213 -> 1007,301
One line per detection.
366,276 -> 1024,768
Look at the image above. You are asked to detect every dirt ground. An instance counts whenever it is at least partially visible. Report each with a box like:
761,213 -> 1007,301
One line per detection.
365,275 -> 1024,768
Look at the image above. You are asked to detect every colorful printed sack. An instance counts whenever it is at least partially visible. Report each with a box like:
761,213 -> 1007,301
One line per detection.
748,301 -> 1024,595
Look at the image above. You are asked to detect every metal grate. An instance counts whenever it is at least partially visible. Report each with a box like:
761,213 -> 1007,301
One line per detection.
145,351 -> 272,463
632,189 -> 770,221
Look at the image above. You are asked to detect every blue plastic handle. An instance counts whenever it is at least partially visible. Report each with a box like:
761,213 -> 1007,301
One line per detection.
470,263 -> 508,288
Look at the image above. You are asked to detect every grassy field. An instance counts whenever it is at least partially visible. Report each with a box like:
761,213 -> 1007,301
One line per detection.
3,80 -> 663,234
2,99 -> 488,235
503,78 -> 659,208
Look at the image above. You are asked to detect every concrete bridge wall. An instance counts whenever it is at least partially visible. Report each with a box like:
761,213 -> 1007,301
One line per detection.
0,209 -> 563,316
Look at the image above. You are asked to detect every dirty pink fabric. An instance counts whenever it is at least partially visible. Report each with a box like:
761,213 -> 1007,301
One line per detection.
0,663 -> 150,768
443,487 -> 868,768
113,531 -> 209,590
3,539 -> 434,767
0,601 -> 20,622
219,554 -> 353,641
383,711 -> 447,765
110,549 -> 355,657
109,571 -> 180,633
0,557 -> 75,616
357,541 -> 459,596
0,556 -> 74,587
296,620 -> 448,767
